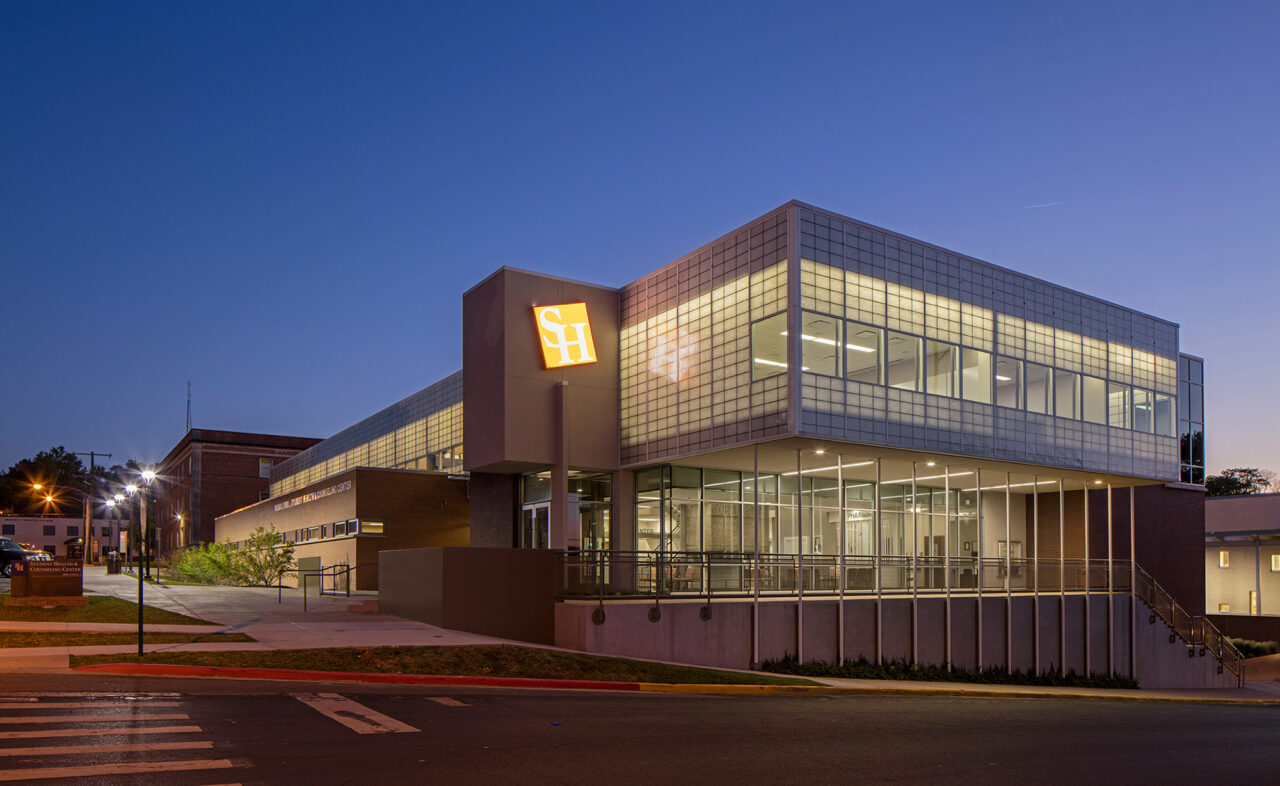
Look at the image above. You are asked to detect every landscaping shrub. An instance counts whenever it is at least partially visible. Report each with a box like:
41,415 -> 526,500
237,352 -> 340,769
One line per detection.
173,525 -> 293,586
1226,637 -> 1280,659
760,654 -> 1140,690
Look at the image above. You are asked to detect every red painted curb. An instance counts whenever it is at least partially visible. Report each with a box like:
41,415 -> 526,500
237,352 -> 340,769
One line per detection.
72,663 -> 643,692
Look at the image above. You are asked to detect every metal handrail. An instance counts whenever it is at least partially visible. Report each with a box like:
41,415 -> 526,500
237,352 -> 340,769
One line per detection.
557,550 -> 1132,599
1133,563 -> 1244,685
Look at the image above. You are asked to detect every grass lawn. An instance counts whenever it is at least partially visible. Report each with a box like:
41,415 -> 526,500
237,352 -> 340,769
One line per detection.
70,644 -> 818,686
0,595 -> 216,626
4,631 -> 254,648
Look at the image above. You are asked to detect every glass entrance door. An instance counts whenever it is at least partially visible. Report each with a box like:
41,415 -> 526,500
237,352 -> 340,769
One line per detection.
520,503 -> 550,549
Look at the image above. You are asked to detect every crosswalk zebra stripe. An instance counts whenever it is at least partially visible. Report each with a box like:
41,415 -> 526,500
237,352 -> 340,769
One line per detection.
0,758 -> 235,782
0,712 -> 189,725
0,701 -> 181,710
0,724 -> 203,740
0,739 -> 214,757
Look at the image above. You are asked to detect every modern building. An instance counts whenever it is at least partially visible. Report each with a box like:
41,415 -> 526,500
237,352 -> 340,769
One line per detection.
154,429 -> 320,556
0,516 -> 123,558
214,375 -> 467,589
227,201 -> 1232,687
1206,494 -> 1280,642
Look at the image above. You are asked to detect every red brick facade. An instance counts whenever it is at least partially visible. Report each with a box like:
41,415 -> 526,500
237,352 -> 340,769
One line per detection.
155,429 -> 320,556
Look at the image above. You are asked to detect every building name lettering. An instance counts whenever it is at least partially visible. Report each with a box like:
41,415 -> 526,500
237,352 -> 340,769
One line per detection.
274,480 -> 352,512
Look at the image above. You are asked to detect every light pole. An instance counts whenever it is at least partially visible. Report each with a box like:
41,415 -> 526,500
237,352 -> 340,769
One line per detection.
125,468 -> 155,657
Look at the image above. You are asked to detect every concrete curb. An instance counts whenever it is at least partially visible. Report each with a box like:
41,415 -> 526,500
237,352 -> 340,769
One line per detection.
68,663 -> 1280,704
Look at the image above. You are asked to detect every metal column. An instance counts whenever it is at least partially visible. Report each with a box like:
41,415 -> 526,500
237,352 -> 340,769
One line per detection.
1084,484 -> 1091,676
752,444 -> 760,666
1129,486 -> 1137,680
875,458 -> 883,665
796,448 -> 804,664
1059,479 -> 1066,674
1005,471 -> 1012,675
1107,482 -> 1114,677
837,453 -> 845,663
1033,475 -> 1040,675
944,466 -> 952,671
911,462 -> 919,666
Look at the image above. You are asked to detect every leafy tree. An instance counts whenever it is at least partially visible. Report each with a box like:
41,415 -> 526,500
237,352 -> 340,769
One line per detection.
0,446 -> 128,515
1205,467 -> 1276,497
234,525 -> 295,586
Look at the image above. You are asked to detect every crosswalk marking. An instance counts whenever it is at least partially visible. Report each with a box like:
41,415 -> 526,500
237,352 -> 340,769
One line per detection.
428,696 -> 469,707
0,701 -> 181,710
0,724 -> 203,740
0,739 -> 214,757
293,693 -> 419,734
0,694 -> 241,781
0,757 -> 235,782
0,712 -> 189,724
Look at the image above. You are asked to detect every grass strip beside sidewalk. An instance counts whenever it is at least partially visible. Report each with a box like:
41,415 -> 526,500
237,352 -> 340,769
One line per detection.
3,631 -> 254,648
71,644 -> 817,686
0,595 -> 216,626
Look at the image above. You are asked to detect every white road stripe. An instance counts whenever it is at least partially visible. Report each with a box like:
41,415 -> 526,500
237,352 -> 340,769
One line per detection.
0,701 -> 181,710
0,724 -> 203,740
0,696 -> 183,701
0,739 -> 214,757
293,693 -> 418,734
0,757 -> 234,782
0,712 -> 188,725
427,697 -> 469,707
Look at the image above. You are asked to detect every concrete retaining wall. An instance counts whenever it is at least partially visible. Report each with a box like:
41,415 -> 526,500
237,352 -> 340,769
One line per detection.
556,592 -> 1237,689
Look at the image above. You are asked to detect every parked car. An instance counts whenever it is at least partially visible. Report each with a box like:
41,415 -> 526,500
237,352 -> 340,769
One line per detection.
23,550 -> 52,562
0,537 -> 28,577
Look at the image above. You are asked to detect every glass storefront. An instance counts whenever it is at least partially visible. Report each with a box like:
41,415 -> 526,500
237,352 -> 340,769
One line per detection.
520,470 -> 611,550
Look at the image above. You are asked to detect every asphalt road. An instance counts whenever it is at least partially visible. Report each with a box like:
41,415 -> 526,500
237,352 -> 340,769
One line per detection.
1,672 -> 1278,785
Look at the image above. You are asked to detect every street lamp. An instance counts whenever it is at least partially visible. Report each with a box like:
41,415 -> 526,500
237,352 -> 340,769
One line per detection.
124,468 -> 156,657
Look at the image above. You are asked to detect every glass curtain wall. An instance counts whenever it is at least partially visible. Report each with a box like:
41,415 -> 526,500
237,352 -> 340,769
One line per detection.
632,457 -> 1079,597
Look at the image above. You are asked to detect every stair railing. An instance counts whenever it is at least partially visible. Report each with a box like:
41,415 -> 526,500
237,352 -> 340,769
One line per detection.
1134,563 -> 1244,686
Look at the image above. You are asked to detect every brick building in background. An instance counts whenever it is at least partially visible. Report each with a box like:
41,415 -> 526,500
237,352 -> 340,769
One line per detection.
154,429 -> 320,556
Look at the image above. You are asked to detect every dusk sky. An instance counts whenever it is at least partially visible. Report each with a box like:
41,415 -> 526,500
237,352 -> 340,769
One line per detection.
2,1 -> 1276,475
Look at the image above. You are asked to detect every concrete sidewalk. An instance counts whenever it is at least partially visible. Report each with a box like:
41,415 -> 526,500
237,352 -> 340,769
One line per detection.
81,566 -> 511,650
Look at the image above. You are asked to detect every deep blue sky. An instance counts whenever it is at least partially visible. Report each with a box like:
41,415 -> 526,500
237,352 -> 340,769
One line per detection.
2,1 -> 1276,473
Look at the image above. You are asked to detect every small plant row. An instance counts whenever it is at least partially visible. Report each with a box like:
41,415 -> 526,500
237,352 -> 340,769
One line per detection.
1224,637 -> 1280,659
760,654 -> 1141,690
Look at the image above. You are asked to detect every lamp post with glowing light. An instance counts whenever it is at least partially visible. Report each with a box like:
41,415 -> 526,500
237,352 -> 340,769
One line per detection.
125,468 -> 156,656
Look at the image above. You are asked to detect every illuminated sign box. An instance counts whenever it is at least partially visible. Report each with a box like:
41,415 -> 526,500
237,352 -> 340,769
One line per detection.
533,303 -> 598,368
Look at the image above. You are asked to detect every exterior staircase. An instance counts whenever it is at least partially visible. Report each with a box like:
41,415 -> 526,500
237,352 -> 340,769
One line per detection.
1135,564 -> 1244,686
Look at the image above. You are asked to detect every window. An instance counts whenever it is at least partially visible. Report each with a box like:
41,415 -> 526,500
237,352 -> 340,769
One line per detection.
1272,554 -> 1279,572
845,322 -> 882,384
1055,370 -> 1080,419
43,525 -> 55,536
995,357 -> 1022,408
1082,376 -> 1107,424
360,520 -> 384,534
259,490 -> 270,501
1025,363 -> 1052,415
1155,393 -> 1175,437
961,348 -> 992,404
1108,383 -> 1131,429
0,524 -> 12,535
925,340 -> 958,397
886,332 -> 922,391
1219,550 -> 1230,568
751,313 -> 788,380
1218,603 -> 1231,613
1132,388 -> 1154,433
1250,590 -> 1258,615
67,526 -> 78,536
259,458 -> 273,478
348,519 -> 359,535
320,525 -> 328,539
799,311 -> 841,377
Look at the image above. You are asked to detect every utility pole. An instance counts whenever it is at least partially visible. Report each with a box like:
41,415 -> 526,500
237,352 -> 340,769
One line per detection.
74,451 -> 111,565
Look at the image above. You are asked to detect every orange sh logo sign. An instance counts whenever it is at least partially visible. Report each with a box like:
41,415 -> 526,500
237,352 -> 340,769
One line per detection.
533,303 -> 598,368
